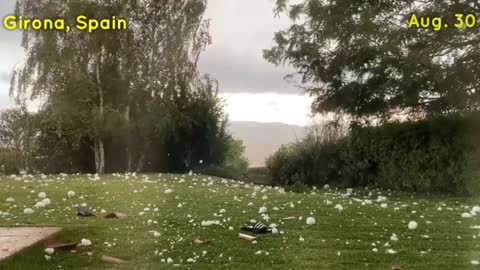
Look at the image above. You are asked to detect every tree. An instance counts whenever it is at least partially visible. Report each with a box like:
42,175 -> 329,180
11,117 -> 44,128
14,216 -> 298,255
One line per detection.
264,0 -> 480,121
0,108 -> 37,172
10,0 -> 211,173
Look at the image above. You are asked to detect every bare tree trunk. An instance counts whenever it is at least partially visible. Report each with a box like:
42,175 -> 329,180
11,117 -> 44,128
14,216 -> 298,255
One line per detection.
125,104 -> 133,172
94,138 -> 105,174
95,52 -> 105,174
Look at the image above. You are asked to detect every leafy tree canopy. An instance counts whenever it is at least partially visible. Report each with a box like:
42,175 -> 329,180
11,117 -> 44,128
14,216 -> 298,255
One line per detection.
265,0 -> 480,120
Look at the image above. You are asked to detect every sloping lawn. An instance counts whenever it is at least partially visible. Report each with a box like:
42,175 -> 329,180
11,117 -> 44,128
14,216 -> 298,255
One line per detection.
0,173 -> 479,269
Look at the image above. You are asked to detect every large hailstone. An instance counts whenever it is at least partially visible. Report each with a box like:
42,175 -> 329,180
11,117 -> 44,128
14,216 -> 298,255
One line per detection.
408,221 -> 418,230
35,201 -> 46,208
306,217 -> 316,226
258,206 -> 268,214
81,238 -> 92,246
38,192 -> 47,199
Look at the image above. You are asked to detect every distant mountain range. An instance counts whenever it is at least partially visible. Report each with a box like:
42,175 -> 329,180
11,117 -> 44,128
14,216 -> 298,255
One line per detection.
227,121 -> 308,167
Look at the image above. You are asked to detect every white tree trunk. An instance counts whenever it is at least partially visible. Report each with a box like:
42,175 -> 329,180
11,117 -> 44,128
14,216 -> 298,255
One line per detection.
95,52 -> 106,174
94,138 -> 105,174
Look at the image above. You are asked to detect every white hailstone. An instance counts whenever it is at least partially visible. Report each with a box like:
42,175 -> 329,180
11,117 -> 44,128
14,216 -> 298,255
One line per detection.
386,249 -> 397,254
372,248 -> 378,252
408,221 -> 418,230
471,260 -> 480,265
153,208 -> 159,212
81,239 -> 92,247
187,258 -> 195,263
255,250 -> 262,255
473,206 -> 480,214
23,208 -> 34,214
101,209 -> 107,214
272,228 -> 279,234
38,192 -> 47,199
325,200 -> 333,206
390,233 -> 399,242
164,189 -> 173,194
219,209 -> 227,214
167,258 -> 174,264
44,248 -> 55,255
6,197 -> 15,202
462,212 -> 473,218
323,184 -> 330,189
306,217 -> 316,226
228,226 -> 234,231
34,201 -> 46,208
377,196 -> 387,202
199,160 -> 203,164
335,204 -> 344,212
364,200 -> 373,205
299,236 -> 305,242
258,206 -> 268,214
153,231 -> 161,237
67,191 -> 76,198
44,255 -> 52,261
380,203 -> 388,209
81,203 -> 87,207
42,198 -> 51,206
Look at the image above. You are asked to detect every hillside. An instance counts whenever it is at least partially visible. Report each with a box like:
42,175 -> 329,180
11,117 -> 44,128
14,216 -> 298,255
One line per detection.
228,121 -> 308,167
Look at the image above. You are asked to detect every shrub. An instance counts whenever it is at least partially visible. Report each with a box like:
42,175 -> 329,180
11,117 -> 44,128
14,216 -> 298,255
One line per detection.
342,114 -> 480,194
267,113 -> 480,194
0,148 -> 18,174
266,120 -> 346,187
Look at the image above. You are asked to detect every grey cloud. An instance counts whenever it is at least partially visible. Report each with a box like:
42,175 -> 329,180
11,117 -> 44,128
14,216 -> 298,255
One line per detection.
199,47 -> 300,94
0,72 -> 10,83
0,90 -> 13,109
198,0 -> 300,94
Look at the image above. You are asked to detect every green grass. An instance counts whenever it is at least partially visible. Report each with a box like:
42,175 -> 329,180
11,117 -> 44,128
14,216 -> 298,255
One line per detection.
0,173 -> 480,269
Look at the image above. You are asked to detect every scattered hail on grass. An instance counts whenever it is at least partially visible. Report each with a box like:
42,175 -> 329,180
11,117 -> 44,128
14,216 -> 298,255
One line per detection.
38,192 -> 47,199
408,221 -> 418,230
306,217 -> 316,226
80,239 -> 92,247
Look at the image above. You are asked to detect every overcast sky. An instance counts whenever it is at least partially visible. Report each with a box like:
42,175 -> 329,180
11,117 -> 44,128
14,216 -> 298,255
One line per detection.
0,0 -> 312,126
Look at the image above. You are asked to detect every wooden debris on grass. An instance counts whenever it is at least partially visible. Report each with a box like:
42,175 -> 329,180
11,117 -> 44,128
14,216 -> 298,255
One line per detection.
192,239 -> 210,245
239,233 -> 257,241
104,212 -> 128,219
101,255 -> 128,264
44,238 -> 78,251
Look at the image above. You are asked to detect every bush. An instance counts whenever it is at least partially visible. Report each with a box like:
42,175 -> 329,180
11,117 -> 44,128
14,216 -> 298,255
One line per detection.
0,148 -> 18,174
266,131 -> 345,187
196,165 -> 246,181
342,114 -> 480,194
267,113 -> 480,194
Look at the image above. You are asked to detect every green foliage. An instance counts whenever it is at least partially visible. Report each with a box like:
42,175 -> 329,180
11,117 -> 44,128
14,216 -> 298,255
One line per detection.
0,108 -> 38,172
266,138 -> 344,188
0,148 -> 18,174
265,0 -> 480,120
342,114 -> 480,194
11,0 -> 212,174
267,113 -> 480,194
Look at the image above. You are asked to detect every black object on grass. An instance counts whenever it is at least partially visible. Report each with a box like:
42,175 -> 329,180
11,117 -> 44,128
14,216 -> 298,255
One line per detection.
75,206 -> 96,217
240,222 -> 272,234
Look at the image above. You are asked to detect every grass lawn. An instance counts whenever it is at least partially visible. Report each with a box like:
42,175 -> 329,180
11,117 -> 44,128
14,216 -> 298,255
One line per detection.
0,173 -> 480,269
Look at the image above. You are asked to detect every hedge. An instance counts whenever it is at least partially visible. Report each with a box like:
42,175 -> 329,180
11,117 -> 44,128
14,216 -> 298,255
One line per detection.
266,113 -> 480,194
